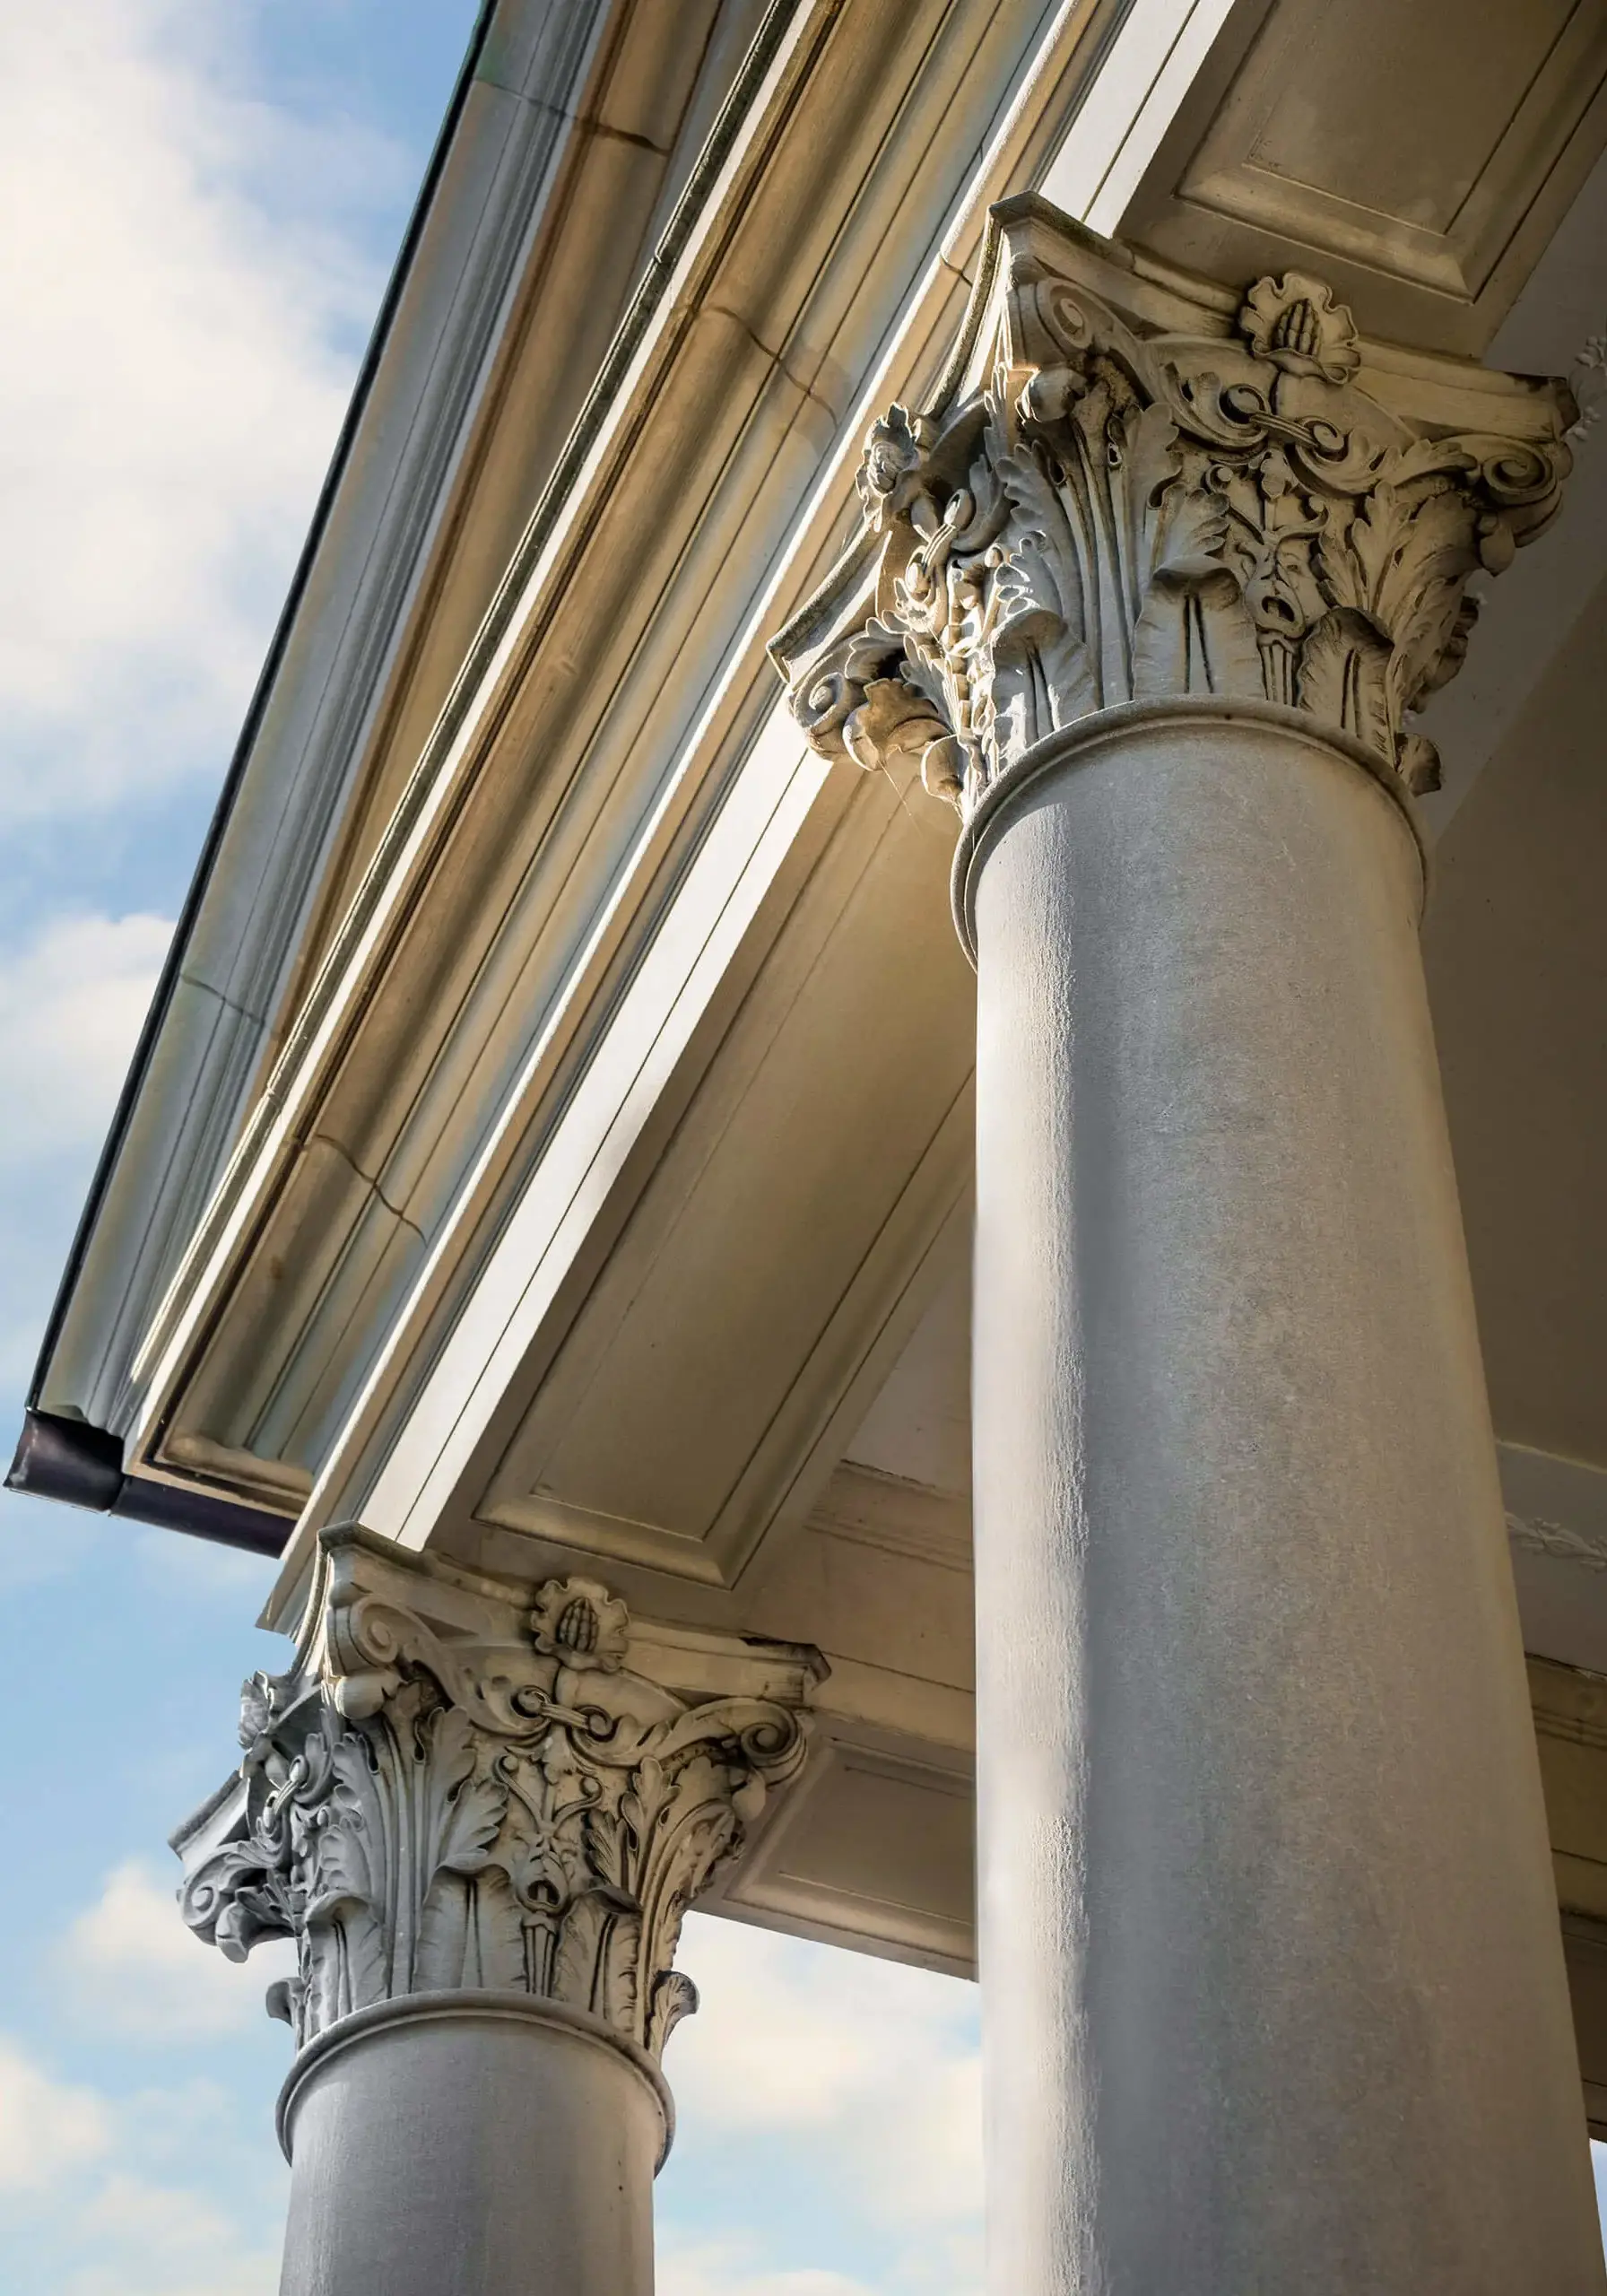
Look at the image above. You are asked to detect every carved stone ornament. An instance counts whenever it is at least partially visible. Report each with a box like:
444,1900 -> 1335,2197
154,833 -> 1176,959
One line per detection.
172,1529 -> 821,2057
771,197 -> 1573,822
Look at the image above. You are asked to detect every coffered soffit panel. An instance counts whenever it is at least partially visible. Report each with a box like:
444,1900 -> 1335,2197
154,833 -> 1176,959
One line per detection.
471,764 -> 974,1593
1116,0 -> 1607,353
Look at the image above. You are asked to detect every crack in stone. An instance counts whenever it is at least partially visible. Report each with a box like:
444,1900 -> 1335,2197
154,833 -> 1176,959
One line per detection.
307,1131 -> 426,1241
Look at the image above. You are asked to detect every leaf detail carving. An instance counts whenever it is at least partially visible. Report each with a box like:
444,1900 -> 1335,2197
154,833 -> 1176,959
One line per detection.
778,236 -> 1568,823
178,1577 -> 810,2059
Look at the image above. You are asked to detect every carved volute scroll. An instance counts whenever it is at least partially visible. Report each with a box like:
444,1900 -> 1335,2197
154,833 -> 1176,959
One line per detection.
771,197 -> 1573,824
173,1529 -> 820,2057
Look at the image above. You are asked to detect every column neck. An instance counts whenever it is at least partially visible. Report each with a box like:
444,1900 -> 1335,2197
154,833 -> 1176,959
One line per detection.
173,1526 -> 820,2059
950,692 -> 1428,964
274,1989 -> 677,2165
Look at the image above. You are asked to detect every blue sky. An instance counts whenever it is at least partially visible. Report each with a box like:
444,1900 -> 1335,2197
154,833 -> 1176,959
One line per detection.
0,5 -> 981,2291
0,7 -> 1598,2291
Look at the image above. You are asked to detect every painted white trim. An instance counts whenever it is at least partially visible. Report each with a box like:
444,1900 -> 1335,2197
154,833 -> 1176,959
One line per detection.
1039,0 -> 1243,234
367,711 -> 830,1545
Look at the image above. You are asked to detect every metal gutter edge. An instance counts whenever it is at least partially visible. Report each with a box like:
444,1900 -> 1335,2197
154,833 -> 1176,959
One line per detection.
7,1411 -> 290,1559
17,2 -> 498,1424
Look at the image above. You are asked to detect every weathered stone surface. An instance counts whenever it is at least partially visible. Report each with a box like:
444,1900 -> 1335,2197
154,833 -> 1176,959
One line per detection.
174,1527 -> 816,2057
776,202 -> 1571,823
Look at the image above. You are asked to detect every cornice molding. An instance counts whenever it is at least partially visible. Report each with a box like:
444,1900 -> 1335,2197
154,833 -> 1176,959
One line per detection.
112,0 -> 1133,1561
173,1528 -> 821,2057
37,0 -> 621,1436
773,198 -> 1572,831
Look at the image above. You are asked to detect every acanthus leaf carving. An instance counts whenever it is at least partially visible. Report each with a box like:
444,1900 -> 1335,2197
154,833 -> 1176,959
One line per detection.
773,215 -> 1570,826
176,1535 -> 815,2058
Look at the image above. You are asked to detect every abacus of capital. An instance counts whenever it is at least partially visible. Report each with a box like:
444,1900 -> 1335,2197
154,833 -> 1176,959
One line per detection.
775,200 -> 1602,2293
175,200 -> 1605,2296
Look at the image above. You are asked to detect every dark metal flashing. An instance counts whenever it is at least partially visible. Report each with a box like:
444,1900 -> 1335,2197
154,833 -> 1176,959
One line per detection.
7,1411 -> 291,1559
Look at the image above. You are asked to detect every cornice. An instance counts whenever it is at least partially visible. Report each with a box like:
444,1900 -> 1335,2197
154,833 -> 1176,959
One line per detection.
34,0 -> 616,1436
107,0 -> 1134,1556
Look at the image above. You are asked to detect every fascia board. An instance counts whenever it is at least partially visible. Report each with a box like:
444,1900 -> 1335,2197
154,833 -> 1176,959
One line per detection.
32,0 -> 625,1433
127,0 -> 1108,1492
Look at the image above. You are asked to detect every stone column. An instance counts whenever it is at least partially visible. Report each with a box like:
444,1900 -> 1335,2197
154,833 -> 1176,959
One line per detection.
777,200 -> 1602,2293
174,1527 -> 817,2296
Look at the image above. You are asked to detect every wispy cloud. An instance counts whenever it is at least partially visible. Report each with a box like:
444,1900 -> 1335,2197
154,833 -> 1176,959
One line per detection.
0,2039 -> 109,2190
660,2241 -> 880,2296
0,2036 -> 282,2295
672,1916 -> 982,2228
3,1860 -> 295,2284
71,2173 -> 279,2296
0,913 -> 172,1174
0,0 -> 403,822
0,909 -> 174,1383
664,1916 -> 983,2292
56,1862 -> 295,2046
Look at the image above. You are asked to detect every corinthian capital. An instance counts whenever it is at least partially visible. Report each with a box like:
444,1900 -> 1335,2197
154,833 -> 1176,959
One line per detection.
772,197 -> 1572,821
172,1529 -> 820,2056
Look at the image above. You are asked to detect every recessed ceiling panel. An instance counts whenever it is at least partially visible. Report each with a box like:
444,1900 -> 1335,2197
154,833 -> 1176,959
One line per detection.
1120,0 -> 1607,352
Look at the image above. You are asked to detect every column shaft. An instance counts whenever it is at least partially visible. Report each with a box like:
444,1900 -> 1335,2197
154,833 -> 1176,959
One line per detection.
277,1994 -> 665,2296
967,701 -> 1603,2293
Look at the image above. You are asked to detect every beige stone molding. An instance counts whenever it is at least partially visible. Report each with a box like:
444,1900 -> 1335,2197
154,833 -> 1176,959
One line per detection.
173,1527 -> 821,2057
773,196 -> 1573,829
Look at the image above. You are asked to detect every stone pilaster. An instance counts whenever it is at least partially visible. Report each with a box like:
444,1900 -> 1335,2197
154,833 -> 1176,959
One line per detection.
174,1527 -> 820,2061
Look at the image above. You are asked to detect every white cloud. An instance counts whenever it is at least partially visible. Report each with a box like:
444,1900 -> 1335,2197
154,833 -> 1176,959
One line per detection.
65,2172 -> 281,2296
0,911 -> 172,1173
0,0 -> 399,820
0,2039 -> 109,2190
58,1860 -> 295,2045
670,1916 -> 983,2235
660,2240 -> 879,2296
0,2039 -> 282,2294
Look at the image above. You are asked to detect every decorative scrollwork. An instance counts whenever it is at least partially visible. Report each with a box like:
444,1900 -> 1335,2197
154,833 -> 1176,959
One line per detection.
774,219 -> 1571,825
176,1540 -> 812,2057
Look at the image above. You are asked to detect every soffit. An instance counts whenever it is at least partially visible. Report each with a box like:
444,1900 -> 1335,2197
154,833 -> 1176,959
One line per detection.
1112,0 -> 1607,352
468,758 -> 973,1589
123,0 -> 1119,1535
